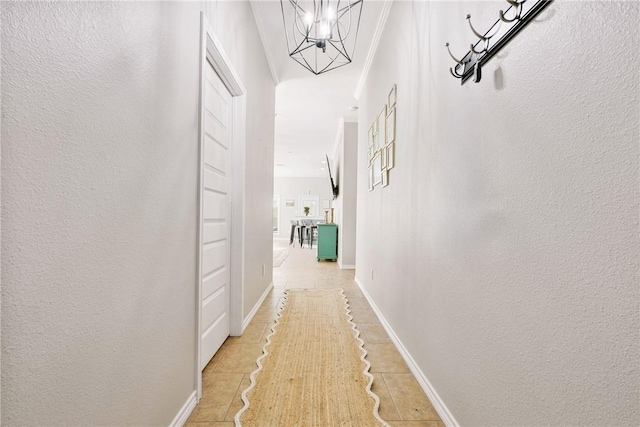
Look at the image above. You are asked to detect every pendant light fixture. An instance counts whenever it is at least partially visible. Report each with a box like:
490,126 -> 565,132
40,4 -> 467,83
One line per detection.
280,0 -> 364,75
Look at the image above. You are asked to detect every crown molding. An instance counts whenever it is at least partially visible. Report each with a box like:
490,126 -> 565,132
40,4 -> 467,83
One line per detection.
354,0 -> 394,100
249,0 -> 280,86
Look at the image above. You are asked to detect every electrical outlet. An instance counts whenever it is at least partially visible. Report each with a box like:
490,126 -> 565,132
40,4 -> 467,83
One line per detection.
262,264 -> 266,276
371,268 -> 374,280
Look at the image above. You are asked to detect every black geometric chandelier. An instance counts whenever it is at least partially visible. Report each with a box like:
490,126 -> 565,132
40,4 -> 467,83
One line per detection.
280,0 -> 364,75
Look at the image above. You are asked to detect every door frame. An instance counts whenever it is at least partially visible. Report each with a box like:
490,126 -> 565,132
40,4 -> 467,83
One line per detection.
196,12 -> 246,400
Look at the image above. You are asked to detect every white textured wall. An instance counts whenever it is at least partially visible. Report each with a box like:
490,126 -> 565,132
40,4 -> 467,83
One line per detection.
1,1 -> 275,424
0,1 -> 3,419
356,1 -> 639,425
1,2 -> 201,424
203,0 -> 275,317
336,121 -> 358,267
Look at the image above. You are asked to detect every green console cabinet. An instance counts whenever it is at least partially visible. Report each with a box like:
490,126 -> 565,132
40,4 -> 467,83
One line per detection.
317,223 -> 338,262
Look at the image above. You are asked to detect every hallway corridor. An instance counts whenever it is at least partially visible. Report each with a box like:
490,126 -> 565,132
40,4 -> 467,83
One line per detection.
3,1 -> 638,424
186,242 -> 444,426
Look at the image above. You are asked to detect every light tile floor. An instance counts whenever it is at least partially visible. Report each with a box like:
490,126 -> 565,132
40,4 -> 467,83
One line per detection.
187,241 -> 444,427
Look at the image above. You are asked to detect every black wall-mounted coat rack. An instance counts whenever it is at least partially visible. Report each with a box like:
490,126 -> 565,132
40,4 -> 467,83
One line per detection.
446,0 -> 554,85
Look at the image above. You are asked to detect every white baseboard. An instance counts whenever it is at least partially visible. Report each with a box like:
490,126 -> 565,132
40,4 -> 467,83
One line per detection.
169,390 -> 197,427
338,257 -> 355,269
242,281 -> 274,332
354,278 -> 460,427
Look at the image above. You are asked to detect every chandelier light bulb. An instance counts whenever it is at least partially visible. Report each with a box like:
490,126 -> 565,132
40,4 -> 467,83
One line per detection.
321,23 -> 330,38
304,12 -> 313,27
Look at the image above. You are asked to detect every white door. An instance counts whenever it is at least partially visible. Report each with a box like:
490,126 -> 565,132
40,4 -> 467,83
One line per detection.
200,60 -> 232,370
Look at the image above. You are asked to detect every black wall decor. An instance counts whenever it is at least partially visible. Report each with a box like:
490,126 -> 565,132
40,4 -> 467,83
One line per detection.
446,0 -> 554,85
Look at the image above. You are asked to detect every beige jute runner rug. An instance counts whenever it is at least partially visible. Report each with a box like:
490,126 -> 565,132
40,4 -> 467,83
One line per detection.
235,288 -> 389,427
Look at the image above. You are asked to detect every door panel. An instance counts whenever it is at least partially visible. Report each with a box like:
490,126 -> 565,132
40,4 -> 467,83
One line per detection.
203,192 -> 226,221
204,168 -> 228,194
204,136 -> 228,172
201,313 -> 228,370
202,286 -> 226,331
203,222 -> 227,244
202,268 -> 226,300
202,242 -> 226,276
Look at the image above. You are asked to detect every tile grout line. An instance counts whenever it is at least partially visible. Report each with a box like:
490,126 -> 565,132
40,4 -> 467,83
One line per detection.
222,373 -> 246,422
381,372 -> 405,421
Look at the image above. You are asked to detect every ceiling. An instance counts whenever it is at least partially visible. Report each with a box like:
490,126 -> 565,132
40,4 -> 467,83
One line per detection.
250,0 -> 390,178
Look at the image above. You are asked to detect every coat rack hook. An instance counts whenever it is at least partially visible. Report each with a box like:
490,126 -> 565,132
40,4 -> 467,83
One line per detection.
449,67 -> 464,79
466,14 -> 501,41
471,41 -> 488,55
473,62 -> 482,83
499,1 -> 523,23
445,42 -> 465,65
